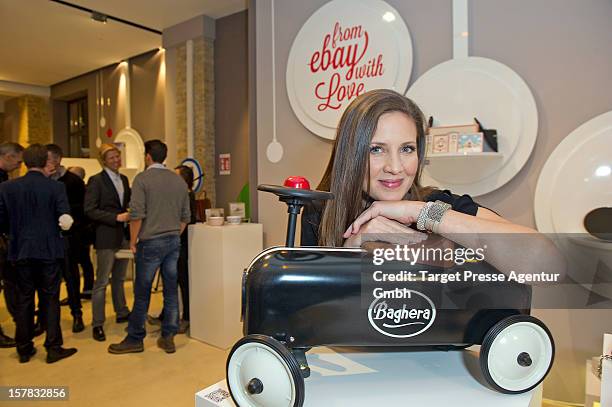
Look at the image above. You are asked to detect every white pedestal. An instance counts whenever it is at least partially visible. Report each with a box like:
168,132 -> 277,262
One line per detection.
196,347 -> 542,406
585,359 -> 601,407
188,223 -> 263,349
602,334 -> 612,407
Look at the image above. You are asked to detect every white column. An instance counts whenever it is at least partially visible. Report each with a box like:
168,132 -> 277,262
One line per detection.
452,0 -> 469,59
186,39 -> 195,158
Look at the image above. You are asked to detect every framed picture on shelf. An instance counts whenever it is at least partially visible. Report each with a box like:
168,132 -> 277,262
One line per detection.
432,134 -> 449,154
457,133 -> 484,153
428,123 -> 479,136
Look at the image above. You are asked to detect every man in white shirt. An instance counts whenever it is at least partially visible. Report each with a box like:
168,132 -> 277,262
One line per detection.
84,144 -> 131,342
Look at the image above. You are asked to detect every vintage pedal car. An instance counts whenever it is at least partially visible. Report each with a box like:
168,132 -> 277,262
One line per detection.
226,181 -> 554,407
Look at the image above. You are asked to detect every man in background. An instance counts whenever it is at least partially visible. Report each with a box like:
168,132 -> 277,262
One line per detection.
68,166 -> 85,180
85,144 -> 131,342
0,142 -> 23,182
67,166 -> 94,298
0,142 -> 23,348
0,144 -> 77,363
45,144 -> 85,333
109,140 -> 190,354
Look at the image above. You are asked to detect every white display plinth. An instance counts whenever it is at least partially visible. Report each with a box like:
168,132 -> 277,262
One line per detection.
196,347 -> 542,406
585,359 -> 601,407
189,223 -> 263,349
602,334 -> 612,407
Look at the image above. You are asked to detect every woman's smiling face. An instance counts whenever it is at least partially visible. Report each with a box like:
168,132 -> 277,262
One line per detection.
364,111 -> 419,201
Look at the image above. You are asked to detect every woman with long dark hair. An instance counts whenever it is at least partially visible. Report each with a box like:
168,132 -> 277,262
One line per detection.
302,89 -> 561,277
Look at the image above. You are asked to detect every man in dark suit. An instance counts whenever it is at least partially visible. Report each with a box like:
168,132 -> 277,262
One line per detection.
45,144 -> 85,333
0,141 -> 23,348
84,144 -> 131,342
0,144 -> 78,363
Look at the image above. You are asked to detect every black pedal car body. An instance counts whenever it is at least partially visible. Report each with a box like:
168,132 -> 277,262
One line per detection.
226,184 -> 554,407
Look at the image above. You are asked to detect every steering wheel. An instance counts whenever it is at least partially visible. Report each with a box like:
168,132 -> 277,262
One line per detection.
258,184 -> 333,247
257,184 -> 333,202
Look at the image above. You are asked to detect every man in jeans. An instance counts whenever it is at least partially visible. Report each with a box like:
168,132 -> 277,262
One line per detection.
109,140 -> 190,354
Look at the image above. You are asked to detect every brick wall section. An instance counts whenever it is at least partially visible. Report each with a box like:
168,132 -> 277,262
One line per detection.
25,96 -> 52,145
194,37 -> 216,206
176,45 -> 187,161
6,95 -> 52,147
175,38 -> 216,206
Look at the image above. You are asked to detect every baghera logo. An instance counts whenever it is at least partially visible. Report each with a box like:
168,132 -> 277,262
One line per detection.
368,290 -> 436,338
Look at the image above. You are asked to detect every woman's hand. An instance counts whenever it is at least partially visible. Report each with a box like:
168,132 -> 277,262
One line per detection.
342,215 -> 427,247
343,201 -> 425,238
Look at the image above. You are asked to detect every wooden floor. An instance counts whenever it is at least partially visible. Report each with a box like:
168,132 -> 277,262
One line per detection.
0,281 -> 229,407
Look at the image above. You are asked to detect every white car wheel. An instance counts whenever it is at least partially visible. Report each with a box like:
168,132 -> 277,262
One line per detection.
227,335 -> 304,407
480,315 -> 554,394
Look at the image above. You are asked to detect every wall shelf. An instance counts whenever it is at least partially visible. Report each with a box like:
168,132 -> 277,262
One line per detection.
424,152 -> 504,185
407,57 -> 538,196
426,151 -> 502,159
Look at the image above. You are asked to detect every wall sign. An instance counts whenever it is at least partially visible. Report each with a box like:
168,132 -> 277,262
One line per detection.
286,0 -> 413,140
219,153 -> 231,176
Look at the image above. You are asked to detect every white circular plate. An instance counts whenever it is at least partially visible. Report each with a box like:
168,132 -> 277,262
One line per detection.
535,110 -> 612,235
534,110 -> 612,299
406,57 -> 538,196
286,0 -> 413,140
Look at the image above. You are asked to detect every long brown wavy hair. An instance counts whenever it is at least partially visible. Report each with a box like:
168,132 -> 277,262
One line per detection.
317,89 -> 432,246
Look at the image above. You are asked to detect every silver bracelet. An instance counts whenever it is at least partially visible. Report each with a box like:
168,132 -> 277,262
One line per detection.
427,200 -> 451,233
416,202 -> 433,231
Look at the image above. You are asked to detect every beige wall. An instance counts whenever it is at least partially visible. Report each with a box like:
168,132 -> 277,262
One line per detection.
131,51 -> 166,141
51,50 -> 165,158
1,98 -> 21,142
215,10 -> 249,213
255,0 -> 612,402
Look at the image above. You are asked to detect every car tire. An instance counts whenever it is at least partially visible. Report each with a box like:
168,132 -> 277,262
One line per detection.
480,314 -> 554,394
227,334 -> 305,407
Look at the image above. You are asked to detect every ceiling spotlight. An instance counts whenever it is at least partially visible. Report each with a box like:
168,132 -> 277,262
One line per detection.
91,11 -> 107,23
50,0 -> 160,34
